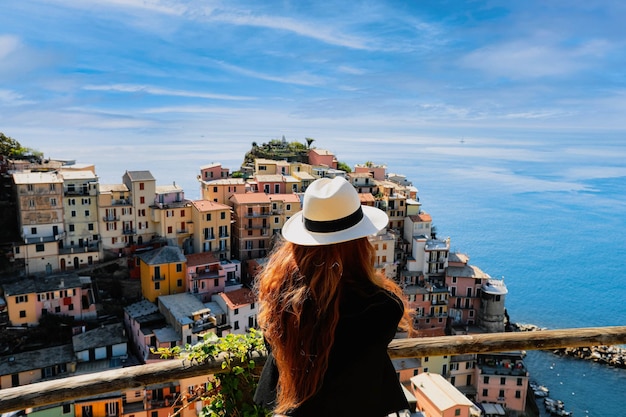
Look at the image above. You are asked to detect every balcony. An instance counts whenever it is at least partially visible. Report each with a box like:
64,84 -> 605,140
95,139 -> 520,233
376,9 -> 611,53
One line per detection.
152,275 -> 165,281
244,212 -> 270,218
122,228 -> 135,235
58,242 -> 100,255
111,198 -> 131,206
24,233 -> 64,244
103,215 -> 119,222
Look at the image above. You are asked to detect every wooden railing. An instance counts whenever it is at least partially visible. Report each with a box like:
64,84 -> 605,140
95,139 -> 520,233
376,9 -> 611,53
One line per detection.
1,325 -> 626,413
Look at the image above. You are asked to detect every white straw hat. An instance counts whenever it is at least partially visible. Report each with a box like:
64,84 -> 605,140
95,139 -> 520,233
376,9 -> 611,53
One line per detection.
281,177 -> 389,246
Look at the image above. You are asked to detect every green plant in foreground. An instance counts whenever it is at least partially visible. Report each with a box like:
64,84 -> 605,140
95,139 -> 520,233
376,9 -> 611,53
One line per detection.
153,329 -> 270,417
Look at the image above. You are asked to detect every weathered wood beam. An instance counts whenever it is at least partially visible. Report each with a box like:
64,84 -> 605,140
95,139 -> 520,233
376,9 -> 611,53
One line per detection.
2,326 -> 626,413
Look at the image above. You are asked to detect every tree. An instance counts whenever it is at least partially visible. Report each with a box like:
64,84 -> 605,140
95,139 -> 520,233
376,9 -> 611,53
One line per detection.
0,132 -> 24,156
0,132 -> 42,159
337,161 -> 352,173
305,138 -> 315,149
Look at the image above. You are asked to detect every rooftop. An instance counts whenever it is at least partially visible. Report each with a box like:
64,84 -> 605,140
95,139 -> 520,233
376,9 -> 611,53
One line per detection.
13,171 -> 63,185
186,251 -> 219,267
3,274 -> 89,296
191,199 -> 231,212
124,170 -> 154,182
158,293 -> 211,326
138,246 -> 186,265
72,323 -> 127,352
0,344 -> 75,376
218,287 -> 255,309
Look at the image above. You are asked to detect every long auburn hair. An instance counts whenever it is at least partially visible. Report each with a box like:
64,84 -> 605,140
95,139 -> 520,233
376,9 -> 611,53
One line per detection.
256,236 -> 411,414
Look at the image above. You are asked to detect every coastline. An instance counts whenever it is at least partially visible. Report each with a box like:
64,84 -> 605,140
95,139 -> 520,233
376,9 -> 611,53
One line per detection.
512,323 -> 626,369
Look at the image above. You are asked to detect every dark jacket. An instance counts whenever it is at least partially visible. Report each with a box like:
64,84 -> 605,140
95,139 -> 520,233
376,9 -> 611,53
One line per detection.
254,282 -> 409,417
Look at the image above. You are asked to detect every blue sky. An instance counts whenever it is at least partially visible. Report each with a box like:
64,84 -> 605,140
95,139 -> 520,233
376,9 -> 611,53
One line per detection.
2,0 -> 626,194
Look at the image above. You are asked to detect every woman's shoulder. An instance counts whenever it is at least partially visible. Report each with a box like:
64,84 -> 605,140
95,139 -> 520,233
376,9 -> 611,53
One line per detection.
341,282 -> 403,316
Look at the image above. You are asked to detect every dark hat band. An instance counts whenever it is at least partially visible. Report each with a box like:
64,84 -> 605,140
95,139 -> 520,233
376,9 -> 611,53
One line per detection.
304,206 -> 364,233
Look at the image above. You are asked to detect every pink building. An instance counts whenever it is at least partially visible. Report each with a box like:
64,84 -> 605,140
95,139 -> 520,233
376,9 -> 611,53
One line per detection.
200,163 -> 229,182
255,174 -> 287,194
445,253 -> 490,327
185,251 -> 226,302
354,162 -> 386,180
308,149 -> 337,169
475,353 -> 529,414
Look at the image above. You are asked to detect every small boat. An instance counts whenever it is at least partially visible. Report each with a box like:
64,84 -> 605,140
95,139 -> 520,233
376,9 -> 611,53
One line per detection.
530,381 -> 549,397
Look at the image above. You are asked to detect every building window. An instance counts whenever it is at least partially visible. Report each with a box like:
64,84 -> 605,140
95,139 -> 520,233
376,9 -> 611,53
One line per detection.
214,278 -> 219,287
483,376 -> 489,384
221,211 -> 226,219
455,410 -> 461,416
515,390 -> 521,398
234,308 -> 239,315
85,210 -> 90,217
499,389 -> 505,398
19,310 -> 26,318
36,244 -> 45,252
69,224 -> 75,232
139,182 -> 144,190
234,321 -> 239,330
517,377 -> 523,386
177,279 -> 183,287
140,196 -> 145,204
28,199 -> 35,208
50,197 -> 57,206
206,213 -> 212,221
500,377 -> 506,385
71,210 -> 76,217
482,389 -> 488,397
176,263 -> 182,272
155,282 -> 160,290
250,302 -> 255,309
31,227 -> 37,235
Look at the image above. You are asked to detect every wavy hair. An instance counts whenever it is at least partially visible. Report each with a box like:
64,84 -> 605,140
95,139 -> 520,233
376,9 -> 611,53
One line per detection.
256,236 -> 411,414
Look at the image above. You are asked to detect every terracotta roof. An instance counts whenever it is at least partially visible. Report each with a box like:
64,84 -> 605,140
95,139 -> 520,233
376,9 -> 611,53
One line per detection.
358,193 -> 376,203
220,287 -> 256,308
408,213 -> 432,222
230,193 -> 271,204
192,200 -> 231,211
186,251 -> 219,267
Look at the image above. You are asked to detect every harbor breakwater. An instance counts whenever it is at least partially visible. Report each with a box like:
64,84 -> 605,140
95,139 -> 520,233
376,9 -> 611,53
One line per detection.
512,323 -> 626,369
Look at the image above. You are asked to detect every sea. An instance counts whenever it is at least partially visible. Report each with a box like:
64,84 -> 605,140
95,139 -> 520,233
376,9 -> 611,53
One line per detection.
39,133 -> 626,416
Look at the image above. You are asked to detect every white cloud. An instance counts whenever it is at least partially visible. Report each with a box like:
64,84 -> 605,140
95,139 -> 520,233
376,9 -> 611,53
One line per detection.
83,84 -> 255,101
0,35 -> 20,59
461,38 -> 612,79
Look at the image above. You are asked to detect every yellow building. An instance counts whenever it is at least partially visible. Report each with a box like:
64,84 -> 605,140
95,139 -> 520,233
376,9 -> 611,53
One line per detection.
267,193 -> 301,238
97,183 -> 133,251
138,246 -> 187,302
190,200 -> 232,259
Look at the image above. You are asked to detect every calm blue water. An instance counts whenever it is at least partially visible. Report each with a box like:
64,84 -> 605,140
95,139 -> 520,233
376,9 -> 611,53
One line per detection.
383,139 -> 626,417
